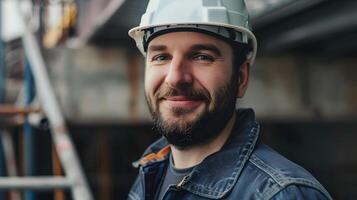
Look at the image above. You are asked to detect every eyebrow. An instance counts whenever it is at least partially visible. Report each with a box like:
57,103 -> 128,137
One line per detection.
147,43 -> 222,56
148,45 -> 167,52
190,44 -> 222,56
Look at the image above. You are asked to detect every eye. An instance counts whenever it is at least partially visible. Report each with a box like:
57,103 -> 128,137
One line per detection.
192,54 -> 215,62
151,54 -> 170,62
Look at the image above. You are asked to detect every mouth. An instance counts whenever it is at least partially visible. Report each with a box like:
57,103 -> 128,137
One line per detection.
161,95 -> 205,109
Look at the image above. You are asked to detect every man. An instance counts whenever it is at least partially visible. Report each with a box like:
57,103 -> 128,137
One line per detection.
128,0 -> 332,199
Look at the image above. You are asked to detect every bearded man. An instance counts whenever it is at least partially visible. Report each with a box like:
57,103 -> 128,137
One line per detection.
127,0 -> 332,199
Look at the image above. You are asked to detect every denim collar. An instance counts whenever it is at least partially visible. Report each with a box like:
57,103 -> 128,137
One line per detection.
136,108 -> 260,199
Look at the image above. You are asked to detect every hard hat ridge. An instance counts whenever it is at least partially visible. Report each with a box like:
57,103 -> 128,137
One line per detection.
142,24 -> 247,52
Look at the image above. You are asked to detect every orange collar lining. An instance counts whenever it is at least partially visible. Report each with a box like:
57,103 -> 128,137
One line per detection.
139,145 -> 171,166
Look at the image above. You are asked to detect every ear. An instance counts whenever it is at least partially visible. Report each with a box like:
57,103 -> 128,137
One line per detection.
237,61 -> 250,98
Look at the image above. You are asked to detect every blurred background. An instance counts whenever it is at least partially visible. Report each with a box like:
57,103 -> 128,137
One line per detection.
0,0 -> 356,199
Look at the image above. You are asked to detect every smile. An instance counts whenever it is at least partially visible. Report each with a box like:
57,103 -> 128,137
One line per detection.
162,96 -> 204,109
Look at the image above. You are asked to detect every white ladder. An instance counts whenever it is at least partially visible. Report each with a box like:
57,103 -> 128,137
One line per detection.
0,3 -> 94,199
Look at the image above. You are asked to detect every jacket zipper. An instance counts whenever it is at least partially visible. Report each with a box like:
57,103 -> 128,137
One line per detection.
160,176 -> 190,200
177,175 -> 190,188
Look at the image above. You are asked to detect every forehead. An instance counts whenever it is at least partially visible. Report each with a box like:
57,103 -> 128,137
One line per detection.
147,31 -> 232,53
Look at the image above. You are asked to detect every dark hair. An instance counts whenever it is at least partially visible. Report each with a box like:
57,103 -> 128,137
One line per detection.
231,43 -> 252,76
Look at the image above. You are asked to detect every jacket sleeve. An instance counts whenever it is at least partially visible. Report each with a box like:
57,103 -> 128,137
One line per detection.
270,185 -> 332,200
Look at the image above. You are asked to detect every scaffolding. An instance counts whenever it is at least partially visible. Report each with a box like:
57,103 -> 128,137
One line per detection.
0,0 -> 93,199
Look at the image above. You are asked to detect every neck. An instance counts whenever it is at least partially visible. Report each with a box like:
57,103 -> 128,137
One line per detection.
170,112 -> 236,169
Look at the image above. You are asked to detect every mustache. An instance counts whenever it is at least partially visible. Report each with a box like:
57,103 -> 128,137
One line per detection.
156,86 -> 210,101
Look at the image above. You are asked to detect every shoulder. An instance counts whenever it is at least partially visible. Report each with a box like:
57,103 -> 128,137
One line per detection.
249,143 -> 323,190
269,184 -> 332,200
235,143 -> 332,200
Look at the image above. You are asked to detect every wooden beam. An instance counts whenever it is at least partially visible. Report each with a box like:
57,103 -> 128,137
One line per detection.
0,105 -> 41,116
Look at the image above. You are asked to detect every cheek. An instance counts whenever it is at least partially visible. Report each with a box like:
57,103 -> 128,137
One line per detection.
194,65 -> 232,95
144,67 -> 166,97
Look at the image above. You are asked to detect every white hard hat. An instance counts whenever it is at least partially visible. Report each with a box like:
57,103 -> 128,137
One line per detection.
128,0 -> 257,65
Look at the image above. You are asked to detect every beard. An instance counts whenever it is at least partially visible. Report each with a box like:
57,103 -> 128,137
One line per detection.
146,75 -> 238,149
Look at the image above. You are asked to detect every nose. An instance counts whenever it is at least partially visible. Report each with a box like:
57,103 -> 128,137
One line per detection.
164,55 -> 193,88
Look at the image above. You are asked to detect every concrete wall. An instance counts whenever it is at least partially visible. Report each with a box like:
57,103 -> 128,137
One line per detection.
46,45 -> 150,123
242,55 -> 357,121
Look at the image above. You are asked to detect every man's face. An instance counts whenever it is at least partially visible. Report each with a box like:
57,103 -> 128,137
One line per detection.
145,31 -> 240,148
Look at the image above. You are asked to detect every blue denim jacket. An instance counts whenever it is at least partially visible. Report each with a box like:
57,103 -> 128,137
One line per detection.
128,109 -> 332,200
